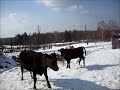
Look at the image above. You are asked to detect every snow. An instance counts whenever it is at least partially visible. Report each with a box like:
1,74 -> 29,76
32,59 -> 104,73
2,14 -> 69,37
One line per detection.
0,53 -> 17,73
0,42 -> 120,90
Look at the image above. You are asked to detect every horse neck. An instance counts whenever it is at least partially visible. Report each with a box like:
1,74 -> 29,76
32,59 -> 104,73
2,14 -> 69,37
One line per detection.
41,55 -> 49,68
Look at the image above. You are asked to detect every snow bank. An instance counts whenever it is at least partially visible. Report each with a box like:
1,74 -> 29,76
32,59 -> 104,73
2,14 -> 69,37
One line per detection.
0,42 -> 120,90
0,53 -> 17,74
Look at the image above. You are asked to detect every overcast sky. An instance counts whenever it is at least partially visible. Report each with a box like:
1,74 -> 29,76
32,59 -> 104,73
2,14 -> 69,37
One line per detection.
0,0 -> 120,38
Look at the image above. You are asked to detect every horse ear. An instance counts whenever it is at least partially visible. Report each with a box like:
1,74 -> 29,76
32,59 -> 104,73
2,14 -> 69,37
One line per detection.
51,52 -> 56,57
50,53 -> 57,61
55,53 -> 58,58
44,53 -> 51,59
58,49 -> 61,52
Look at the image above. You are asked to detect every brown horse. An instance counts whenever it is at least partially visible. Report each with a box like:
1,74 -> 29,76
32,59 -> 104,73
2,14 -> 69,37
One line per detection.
19,50 -> 59,89
58,47 -> 86,68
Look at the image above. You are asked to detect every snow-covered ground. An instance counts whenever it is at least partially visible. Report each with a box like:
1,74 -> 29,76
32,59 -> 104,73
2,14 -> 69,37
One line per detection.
0,42 -> 120,90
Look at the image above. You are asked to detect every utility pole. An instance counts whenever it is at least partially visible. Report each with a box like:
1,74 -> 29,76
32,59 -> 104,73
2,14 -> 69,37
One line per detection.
37,25 -> 40,45
0,29 -> 1,46
85,25 -> 88,45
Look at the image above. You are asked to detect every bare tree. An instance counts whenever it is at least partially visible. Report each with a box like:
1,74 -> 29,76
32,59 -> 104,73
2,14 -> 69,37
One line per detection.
97,20 -> 108,41
108,19 -> 119,30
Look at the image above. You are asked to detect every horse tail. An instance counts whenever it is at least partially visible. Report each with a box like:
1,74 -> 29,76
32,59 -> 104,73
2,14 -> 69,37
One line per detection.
82,47 -> 86,55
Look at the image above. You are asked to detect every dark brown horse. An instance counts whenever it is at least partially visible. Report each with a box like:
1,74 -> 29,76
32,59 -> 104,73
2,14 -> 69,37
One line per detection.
19,50 -> 59,89
58,47 -> 86,68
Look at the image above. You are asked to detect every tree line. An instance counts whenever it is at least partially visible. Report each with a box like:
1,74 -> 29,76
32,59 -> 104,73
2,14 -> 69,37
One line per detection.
0,20 -> 120,46
1,29 -> 119,46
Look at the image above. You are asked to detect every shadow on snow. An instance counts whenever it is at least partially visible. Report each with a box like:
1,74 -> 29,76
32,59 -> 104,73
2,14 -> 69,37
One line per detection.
52,78 -> 110,90
80,64 -> 118,71
0,56 -> 18,74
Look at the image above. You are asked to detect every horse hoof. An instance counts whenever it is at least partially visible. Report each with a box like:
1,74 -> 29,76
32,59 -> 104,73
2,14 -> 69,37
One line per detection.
48,86 -> 51,88
33,87 -> 37,90
48,85 -> 51,88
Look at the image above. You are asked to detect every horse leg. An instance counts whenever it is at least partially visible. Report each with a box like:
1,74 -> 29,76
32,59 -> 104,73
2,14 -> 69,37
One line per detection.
79,58 -> 81,65
68,60 -> 70,68
33,71 -> 37,90
21,66 -> 23,80
83,57 -> 85,66
44,70 -> 51,88
66,60 -> 69,68
30,71 -> 33,79
30,71 -> 32,77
